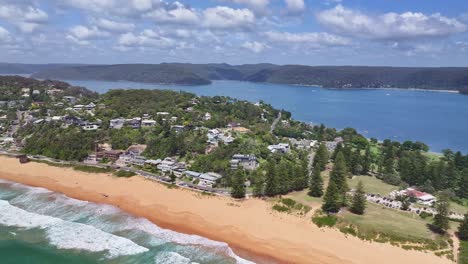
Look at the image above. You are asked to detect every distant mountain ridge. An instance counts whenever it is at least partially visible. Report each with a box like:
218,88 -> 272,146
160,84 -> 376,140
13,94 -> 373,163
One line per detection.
3,62 -> 468,92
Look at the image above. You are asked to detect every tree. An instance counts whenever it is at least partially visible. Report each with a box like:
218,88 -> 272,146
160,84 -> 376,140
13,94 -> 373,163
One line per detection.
458,214 -> 468,241
314,143 -> 329,171
457,169 -> 468,199
431,196 -> 450,234
329,152 -> 349,206
264,161 -> 279,196
362,145 -> 372,175
252,170 -> 264,197
170,171 -> 176,183
231,170 -> 246,199
322,181 -> 341,213
309,165 -> 324,197
350,180 -> 366,215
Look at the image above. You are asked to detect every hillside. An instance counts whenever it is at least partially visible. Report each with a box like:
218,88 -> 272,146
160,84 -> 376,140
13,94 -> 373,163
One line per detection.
7,63 -> 467,92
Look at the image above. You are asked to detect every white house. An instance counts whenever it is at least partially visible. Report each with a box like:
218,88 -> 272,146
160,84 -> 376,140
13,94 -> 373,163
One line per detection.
141,119 -> 156,127
268,143 -> 290,154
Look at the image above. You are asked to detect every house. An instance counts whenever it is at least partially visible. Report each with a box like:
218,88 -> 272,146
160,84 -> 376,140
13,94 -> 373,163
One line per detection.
21,88 -> 30,94
171,125 -> 185,133
63,96 -> 77,105
156,112 -> 170,116
204,112 -> 212,121
102,150 -> 123,160
172,167 -> 186,178
157,157 -> 176,172
82,124 -> 99,131
84,102 -> 96,110
230,154 -> 258,170
110,118 -> 125,129
145,159 -> 162,167
126,118 -> 141,129
32,90 -> 40,95
268,143 -> 290,154
325,141 -> 339,152
184,170 -> 201,179
199,172 -> 222,187
47,88 -> 62,95
84,154 -> 99,165
141,119 -> 156,127
390,188 -> 437,206
170,117 -> 178,122
227,122 -> 240,129
73,104 -> 84,111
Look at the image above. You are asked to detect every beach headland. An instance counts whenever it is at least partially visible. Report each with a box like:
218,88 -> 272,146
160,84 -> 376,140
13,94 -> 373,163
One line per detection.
0,156 -> 454,264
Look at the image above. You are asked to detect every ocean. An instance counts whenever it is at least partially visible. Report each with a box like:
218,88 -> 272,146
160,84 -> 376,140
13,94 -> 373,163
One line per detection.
0,179 -> 254,264
62,79 -> 468,153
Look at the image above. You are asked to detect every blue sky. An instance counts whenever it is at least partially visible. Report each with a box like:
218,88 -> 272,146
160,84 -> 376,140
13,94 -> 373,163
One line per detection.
0,0 -> 467,66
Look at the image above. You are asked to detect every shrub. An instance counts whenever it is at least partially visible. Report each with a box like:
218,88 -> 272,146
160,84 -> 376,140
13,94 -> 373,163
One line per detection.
312,215 -> 338,228
419,211 -> 433,219
272,204 -> 290,213
114,170 -> 136,178
281,198 -> 296,208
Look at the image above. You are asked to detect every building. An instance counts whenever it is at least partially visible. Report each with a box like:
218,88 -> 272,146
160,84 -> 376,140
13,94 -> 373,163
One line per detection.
390,188 -> 437,206
63,96 -> 77,105
227,122 -> 240,129
171,125 -> 185,133
204,112 -> 212,121
184,170 -> 201,179
157,157 -> 176,172
141,119 -> 156,127
230,154 -> 258,170
102,150 -> 123,160
268,143 -> 290,154
110,118 -> 125,129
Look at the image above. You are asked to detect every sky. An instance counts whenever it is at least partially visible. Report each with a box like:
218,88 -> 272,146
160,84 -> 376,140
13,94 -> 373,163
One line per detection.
0,0 -> 468,66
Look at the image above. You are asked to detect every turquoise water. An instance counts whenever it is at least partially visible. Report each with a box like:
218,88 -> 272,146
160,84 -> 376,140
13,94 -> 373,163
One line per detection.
0,179 -> 253,264
64,79 -> 468,153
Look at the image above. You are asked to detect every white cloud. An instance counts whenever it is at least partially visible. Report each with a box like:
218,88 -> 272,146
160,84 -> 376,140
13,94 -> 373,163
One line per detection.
117,30 -> 175,49
285,0 -> 305,15
144,4 -> 200,24
203,6 -> 255,29
241,41 -> 267,53
222,0 -> 269,13
66,25 -> 110,45
0,26 -> 12,42
264,31 -> 351,47
317,5 -> 467,40
94,18 -> 135,32
0,4 -> 48,33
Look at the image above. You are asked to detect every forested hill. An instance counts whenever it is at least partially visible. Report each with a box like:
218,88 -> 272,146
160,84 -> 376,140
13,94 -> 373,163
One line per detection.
6,63 -> 468,92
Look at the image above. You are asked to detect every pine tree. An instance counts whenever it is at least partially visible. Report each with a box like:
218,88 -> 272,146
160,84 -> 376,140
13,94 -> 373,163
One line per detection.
314,143 -> 329,171
329,152 -> 349,206
231,170 -> 246,199
432,196 -> 450,234
458,213 -> 468,241
309,165 -> 324,197
351,147 -> 363,175
350,180 -> 366,215
264,161 -> 279,196
170,171 -> 176,183
322,180 -> 341,213
457,169 -> 468,199
252,170 -> 265,197
331,143 -> 343,160
362,145 -> 372,175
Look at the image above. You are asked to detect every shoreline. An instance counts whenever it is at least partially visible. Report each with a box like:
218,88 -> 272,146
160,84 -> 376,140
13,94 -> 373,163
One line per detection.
0,156 -> 454,264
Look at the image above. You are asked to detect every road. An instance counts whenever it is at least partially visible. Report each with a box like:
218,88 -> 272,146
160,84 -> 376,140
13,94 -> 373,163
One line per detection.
270,112 -> 282,134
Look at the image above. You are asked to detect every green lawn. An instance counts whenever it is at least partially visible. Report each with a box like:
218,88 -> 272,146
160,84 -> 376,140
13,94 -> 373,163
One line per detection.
348,176 -> 398,196
460,240 -> 468,264
341,202 -> 435,240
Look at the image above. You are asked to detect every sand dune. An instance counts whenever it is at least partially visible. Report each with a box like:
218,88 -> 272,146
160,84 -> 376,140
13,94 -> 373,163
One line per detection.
0,156 -> 454,264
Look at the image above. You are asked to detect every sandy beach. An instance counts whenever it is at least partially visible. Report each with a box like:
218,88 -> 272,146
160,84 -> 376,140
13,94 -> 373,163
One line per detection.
0,156 -> 454,264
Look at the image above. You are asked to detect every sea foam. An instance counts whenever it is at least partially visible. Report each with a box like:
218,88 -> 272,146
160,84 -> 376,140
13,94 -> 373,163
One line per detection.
0,200 -> 149,258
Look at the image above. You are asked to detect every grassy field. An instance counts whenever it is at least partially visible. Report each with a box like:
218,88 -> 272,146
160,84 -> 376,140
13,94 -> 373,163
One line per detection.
460,241 -> 468,264
348,176 -> 398,196
341,202 -> 434,239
